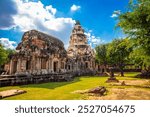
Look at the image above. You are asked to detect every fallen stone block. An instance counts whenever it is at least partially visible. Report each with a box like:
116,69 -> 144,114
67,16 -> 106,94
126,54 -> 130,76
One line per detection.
88,86 -> 107,95
0,89 -> 27,99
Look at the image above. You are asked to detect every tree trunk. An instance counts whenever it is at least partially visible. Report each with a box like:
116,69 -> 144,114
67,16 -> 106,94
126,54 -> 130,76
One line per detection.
104,64 -> 107,73
119,64 -> 124,77
120,69 -> 124,77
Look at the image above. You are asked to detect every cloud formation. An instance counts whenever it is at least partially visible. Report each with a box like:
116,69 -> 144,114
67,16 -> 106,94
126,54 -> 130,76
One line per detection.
70,4 -> 81,12
85,30 -> 104,48
0,0 -> 101,49
111,10 -> 121,18
0,0 -> 75,47
0,0 -> 17,29
0,38 -> 17,49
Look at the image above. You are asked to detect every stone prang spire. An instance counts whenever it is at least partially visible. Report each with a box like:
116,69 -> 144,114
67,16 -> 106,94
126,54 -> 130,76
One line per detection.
67,21 -> 95,73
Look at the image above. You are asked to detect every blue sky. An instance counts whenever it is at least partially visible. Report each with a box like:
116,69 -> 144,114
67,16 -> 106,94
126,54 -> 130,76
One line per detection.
0,0 -> 129,49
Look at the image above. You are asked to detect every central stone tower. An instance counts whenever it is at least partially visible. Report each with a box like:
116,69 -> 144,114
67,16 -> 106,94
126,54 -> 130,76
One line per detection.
67,20 -> 87,53
67,21 -> 95,75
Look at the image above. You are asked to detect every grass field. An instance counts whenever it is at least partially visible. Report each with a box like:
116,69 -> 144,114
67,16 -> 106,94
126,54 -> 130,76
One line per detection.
0,72 -> 150,100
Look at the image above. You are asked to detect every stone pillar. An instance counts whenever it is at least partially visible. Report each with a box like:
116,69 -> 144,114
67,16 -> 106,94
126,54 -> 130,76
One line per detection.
21,60 -> 26,71
49,58 -> 52,72
31,56 -> 35,70
47,59 -> 49,69
9,60 -> 13,74
17,59 -> 21,72
52,60 -> 54,72
37,58 -> 41,70
58,60 -> 61,72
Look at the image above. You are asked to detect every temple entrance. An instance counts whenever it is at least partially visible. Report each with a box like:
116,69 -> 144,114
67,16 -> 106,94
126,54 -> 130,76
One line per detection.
26,61 -> 31,70
12,61 -> 17,74
68,65 -> 71,70
53,61 -> 58,72
85,62 -> 88,69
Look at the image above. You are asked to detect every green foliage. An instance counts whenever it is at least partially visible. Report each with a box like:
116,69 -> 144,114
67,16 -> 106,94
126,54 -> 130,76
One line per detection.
0,45 -> 8,66
118,0 -> 150,56
117,0 -> 150,72
129,47 -> 150,69
106,38 -> 133,76
95,44 -> 108,65
107,38 -> 133,66
0,44 -> 16,68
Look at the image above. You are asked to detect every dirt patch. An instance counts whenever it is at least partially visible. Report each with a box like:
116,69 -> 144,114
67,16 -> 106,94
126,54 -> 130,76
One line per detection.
88,88 -> 150,100
74,79 -> 150,100
110,79 -> 150,87
88,79 -> 150,100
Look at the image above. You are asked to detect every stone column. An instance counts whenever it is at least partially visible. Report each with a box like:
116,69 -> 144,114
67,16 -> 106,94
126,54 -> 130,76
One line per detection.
58,60 -> 60,72
37,58 -> 41,70
9,60 -> 13,74
49,58 -> 52,72
17,58 -> 21,72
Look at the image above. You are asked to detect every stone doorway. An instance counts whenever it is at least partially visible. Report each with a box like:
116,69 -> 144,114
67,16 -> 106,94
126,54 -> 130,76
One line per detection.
26,61 -> 31,70
85,62 -> 88,69
53,61 -> 58,72
12,61 -> 17,74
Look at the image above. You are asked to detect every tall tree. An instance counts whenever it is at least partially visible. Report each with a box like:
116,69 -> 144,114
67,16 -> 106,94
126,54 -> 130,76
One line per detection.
0,44 -> 8,73
117,0 -> 150,74
0,44 -> 16,73
95,44 -> 109,73
107,38 -> 132,76
0,44 -> 7,66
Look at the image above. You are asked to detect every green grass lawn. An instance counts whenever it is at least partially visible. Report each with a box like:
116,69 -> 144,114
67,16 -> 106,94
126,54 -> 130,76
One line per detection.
0,72 -> 143,100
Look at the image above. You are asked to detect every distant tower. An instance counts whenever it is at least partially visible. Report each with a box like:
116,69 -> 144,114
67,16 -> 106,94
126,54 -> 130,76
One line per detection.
67,21 -> 95,74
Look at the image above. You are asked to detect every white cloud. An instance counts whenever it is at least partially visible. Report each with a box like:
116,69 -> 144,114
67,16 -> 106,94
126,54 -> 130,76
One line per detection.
111,14 -> 118,18
9,0 -> 75,47
111,10 -> 121,18
70,4 -> 81,12
0,38 -> 17,49
85,30 -> 104,48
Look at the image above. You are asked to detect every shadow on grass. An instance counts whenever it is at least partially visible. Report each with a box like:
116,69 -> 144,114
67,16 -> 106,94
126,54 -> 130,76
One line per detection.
19,77 -> 81,89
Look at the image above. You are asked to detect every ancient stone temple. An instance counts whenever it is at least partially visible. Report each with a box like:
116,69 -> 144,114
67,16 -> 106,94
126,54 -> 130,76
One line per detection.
67,21 -> 95,75
8,30 -> 67,75
0,21 -> 96,86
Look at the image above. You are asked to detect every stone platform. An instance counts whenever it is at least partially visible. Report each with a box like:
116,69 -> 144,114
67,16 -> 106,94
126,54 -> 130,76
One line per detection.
0,72 -> 74,87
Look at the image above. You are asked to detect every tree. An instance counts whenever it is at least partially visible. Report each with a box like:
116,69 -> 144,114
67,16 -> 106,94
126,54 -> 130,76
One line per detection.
0,44 -> 8,73
117,0 -> 150,74
0,44 -> 7,66
95,44 -> 109,73
129,46 -> 150,72
0,44 -> 16,73
107,38 -> 132,76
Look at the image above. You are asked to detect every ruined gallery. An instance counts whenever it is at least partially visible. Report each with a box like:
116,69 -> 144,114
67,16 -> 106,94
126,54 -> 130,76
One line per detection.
0,21 -> 96,86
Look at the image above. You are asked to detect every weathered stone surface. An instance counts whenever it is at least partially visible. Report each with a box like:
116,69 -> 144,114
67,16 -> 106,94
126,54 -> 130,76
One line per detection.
1,21 -> 96,87
88,86 -> 107,95
121,81 -> 126,86
66,21 -> 95,75
0,89 -> 26,99
106,67 -> 119,83
106,78 -> 119,83
0,72 -> 74,87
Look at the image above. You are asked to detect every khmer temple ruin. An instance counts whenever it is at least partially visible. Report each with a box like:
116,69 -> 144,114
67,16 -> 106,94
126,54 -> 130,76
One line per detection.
0,21 -> 96,87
